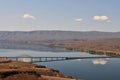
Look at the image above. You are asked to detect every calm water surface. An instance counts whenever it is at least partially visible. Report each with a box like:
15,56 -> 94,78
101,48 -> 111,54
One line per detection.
0,49 -> 120,80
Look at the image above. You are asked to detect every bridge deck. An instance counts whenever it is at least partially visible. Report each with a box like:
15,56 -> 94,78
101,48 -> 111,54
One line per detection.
0,56 -> 120,62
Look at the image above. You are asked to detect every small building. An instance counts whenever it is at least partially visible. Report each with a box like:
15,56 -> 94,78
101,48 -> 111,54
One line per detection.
17,54 -> 32,62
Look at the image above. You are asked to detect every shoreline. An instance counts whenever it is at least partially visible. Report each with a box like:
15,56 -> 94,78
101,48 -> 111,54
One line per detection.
0,59 -> 79,80
65,47 -> 120,56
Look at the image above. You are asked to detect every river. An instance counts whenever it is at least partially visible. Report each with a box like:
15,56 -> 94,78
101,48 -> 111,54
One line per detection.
0,49 -> 120,80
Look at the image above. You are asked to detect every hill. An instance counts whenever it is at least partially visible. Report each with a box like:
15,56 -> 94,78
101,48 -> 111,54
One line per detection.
0,31 -> 120,41
0,31 -> 120,51
0,59 -> 77,80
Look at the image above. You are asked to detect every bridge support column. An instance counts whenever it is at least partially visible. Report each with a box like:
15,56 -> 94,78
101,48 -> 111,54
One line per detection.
39,58 -> 41,62
45,57 -> 47,61
16,58 -> 18,61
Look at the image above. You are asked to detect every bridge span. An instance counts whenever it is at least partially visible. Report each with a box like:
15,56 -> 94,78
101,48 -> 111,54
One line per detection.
0,56 -> 120,63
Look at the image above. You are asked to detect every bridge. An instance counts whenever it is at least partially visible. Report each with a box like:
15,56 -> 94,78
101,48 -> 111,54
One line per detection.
0,56 -> 120,63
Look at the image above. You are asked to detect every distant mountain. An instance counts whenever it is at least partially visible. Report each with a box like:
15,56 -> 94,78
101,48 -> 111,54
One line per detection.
0,31 -> 120,41
0,31 -> 120,51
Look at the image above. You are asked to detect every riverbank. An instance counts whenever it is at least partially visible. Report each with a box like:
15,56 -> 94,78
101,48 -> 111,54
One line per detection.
56,38 -> 120,56
65,48 -> 120,56
0,59 -> 79,80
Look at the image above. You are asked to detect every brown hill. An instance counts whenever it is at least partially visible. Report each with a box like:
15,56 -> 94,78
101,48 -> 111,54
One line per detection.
0,59 -> 78,80
56,38 -> 120,55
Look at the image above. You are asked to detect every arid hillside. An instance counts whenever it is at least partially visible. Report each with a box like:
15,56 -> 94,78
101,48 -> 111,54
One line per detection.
55,38 -> 120,54
0,31 -> 120,41
0,31 -> 120,51
0,59 -> 78,80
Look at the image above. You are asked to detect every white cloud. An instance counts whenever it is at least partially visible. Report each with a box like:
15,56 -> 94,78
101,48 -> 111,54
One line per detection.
93,15 -> 109,21
22,14 -> 36,20
75,18 -> 83,22
94,16 -> 100,20
92,59 -> 107,65
101,16 -> 108,20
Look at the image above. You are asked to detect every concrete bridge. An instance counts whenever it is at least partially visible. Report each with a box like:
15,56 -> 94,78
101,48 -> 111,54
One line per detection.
0,56 -> 120,63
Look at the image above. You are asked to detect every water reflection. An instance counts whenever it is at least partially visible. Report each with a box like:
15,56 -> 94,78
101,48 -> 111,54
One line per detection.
1,49 -> 120,80
92,59 -> 108,65
76,59 -> 81,61
89,51 -> 120,57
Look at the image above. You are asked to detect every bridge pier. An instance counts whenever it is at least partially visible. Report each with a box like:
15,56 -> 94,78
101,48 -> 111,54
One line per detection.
0,56 -> 117,63
16,58 -> 18,61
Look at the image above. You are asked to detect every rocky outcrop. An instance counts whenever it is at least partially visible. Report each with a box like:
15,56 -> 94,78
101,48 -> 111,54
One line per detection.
0,59 -> 79,80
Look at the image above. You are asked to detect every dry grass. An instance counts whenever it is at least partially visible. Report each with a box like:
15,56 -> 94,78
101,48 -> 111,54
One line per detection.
0,61 -> 76,80
56,38 -> 120,54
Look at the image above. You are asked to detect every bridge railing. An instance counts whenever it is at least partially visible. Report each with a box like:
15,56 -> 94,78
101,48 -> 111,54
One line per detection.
0,56 -> 120,63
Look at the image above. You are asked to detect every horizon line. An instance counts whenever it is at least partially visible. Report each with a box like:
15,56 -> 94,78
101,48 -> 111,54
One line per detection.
0,30 -> 119,33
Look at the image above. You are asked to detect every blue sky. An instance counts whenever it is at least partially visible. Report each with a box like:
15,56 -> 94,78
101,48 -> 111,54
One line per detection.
0,0 -> 120,32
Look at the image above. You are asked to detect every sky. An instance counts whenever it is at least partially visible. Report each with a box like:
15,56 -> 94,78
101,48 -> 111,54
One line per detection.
0,0 -> 120,32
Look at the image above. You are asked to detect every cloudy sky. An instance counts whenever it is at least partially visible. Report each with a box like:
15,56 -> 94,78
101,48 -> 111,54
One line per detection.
0,0 -> 120,32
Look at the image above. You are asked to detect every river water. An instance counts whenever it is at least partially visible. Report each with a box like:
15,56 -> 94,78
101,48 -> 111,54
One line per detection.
0,49 -> 120,80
